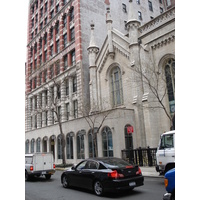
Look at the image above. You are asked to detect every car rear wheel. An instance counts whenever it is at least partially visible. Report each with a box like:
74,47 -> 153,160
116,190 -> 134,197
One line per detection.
62,175 -> 69,188
25,171 -> 29,181
45,174 -> 51,180
94,180 -> 104,196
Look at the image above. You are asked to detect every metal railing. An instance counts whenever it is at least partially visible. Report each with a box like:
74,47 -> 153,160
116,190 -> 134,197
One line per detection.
122,147 -> 157,166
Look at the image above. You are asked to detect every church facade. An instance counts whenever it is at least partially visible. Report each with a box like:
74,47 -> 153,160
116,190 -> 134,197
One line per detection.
25,0 -> 175,164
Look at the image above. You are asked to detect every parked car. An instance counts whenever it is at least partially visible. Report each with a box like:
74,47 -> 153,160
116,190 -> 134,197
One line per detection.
25,153 -> 55,181
163,168 -> 175,200
61,157 -> 144,196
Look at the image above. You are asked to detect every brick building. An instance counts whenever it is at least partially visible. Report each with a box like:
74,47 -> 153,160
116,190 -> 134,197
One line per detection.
25,0 -> 172,164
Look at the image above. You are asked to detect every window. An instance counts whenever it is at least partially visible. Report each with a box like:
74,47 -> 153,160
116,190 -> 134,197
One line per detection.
71,50 -> 75,65
70,7 -> 74,21
64,54 -> 68,70
73,76 -> 77,92
160,7 -> 163,13
138,11 -> 142,20
67,133 -> 74,159
57,134 -> 63,159
74,100 -> 78,118
164,58 -> 175,117
148,1 -> 153,11
122,3 -> 127,13
166,0 -> 171,7
76,160 -> 87,170
102,127 -> 113,157
66,79 -> 69,95
77,130 -> 85,159
50,45 -> 53,57
36,138 -> 41,152
88,128 -> 98,158
110,66 -> 123,106
56,40 -> 59,54
159,0 -> 163,3
159,134 -> 174,149
56,4 -> 59,13
50,28 -> 53,39
66,103 -> 69,120
56,22 -> 59,36
136,0 -> 140,4
57,84 -> 61,99
64,33 -> 67,48
26,140 -> 29,153
31,139 -> 35,153
70,27 -> 75,41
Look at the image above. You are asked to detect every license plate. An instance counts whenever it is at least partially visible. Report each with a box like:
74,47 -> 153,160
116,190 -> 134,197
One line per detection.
42,171 -> 46,175
129,182 -> 136,187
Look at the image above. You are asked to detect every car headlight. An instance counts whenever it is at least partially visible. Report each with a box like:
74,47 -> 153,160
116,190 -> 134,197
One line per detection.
164,178 -> 168,188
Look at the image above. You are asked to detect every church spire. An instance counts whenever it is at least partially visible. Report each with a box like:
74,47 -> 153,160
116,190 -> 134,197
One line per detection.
106,5 -> 114,58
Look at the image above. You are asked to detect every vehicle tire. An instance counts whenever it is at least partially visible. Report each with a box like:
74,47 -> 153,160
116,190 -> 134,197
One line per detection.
45,174 -> 51,180
94,180 -> 104,196
25,171 -> 29,181
62,175 -> 69,188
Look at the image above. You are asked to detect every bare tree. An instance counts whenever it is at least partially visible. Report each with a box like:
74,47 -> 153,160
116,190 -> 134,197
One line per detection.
81,108 -> 113,158
133,47 -> 175,130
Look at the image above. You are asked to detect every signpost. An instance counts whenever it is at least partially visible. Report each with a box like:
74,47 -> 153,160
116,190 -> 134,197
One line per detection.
127,126 -> 134,134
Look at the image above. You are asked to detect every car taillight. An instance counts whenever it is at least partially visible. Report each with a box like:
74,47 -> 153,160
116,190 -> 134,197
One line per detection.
53,164 -> 55,169
108,170 -> 124,179
30,166 -> 33,171
136,167 -> 142,175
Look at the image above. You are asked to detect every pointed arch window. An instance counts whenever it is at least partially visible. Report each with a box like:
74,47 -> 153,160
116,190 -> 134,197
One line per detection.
164,58 -> 175,117
110,66 -> 123,106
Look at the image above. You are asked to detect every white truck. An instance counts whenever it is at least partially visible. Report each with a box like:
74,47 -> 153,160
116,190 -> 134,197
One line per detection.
156,130 -> 175,175
25,152 -> 55,181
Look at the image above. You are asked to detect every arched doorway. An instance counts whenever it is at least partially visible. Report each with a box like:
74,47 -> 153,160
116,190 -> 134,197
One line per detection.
124,124 -> 133,150
124,124 -> 134,163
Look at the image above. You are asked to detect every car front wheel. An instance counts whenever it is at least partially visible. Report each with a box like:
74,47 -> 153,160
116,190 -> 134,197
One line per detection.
62,175 -> 69,188
94,180 -> 104,196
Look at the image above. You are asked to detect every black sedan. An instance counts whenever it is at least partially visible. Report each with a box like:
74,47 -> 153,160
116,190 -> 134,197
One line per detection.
61,157 -> 144,196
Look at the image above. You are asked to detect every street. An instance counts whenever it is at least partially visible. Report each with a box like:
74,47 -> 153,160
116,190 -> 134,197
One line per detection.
25,171 -> 166,200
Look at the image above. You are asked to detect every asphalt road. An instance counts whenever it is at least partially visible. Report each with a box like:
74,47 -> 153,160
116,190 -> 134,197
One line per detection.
25,171 -> 166,200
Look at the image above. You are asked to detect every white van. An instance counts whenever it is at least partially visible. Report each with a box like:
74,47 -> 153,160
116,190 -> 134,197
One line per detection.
25,152 -> 55,181
156,130 -> 175,174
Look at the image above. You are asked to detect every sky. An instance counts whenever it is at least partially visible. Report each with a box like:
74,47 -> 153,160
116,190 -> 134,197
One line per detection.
0,1 -> 29,198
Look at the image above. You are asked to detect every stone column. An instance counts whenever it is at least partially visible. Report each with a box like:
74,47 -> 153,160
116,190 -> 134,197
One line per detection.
61,80 -> 67,122
37,93 -> 42,128
42,91 -> 47,127
47,87 -> 53,126
68,77 -> 73,119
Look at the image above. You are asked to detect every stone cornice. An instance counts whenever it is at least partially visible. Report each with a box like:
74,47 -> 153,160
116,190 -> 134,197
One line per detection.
138,7 -> 175,37
150,30 -> 175,50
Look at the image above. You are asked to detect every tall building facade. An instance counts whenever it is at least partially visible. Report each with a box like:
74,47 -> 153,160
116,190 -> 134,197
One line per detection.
25,0 -> 171,164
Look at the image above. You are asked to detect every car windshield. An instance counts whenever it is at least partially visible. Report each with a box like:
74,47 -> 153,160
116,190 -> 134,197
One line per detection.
159,134 -> 174,149
102,158 -> 132,169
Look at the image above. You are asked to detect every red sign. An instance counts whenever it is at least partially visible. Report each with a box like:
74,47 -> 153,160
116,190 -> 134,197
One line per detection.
127,126 -> 134,134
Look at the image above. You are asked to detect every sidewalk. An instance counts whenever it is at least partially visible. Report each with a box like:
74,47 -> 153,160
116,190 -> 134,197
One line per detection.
140,166 -> 163,178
